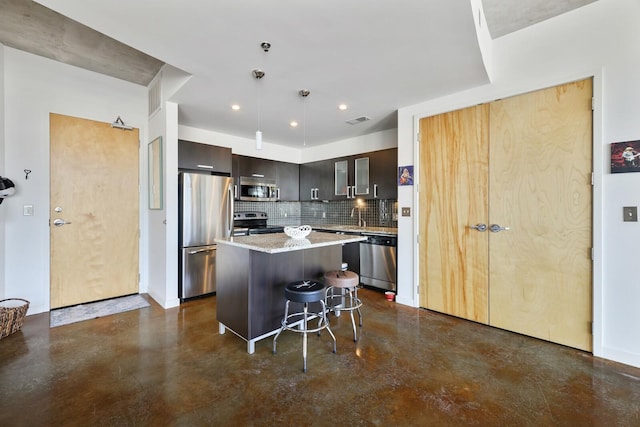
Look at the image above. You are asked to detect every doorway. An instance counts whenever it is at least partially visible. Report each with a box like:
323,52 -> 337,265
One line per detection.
50,113 -> 140,309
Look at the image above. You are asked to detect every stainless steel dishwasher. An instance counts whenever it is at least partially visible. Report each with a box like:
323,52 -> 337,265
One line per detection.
359,234 -> 397,292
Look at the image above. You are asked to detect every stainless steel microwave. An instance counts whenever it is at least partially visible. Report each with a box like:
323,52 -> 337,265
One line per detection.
238,176 -> 278,201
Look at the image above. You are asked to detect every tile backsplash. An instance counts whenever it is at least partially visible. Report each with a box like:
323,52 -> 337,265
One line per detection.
234,199 -> 398,228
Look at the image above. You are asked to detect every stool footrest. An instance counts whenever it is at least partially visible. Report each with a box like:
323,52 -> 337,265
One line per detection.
280,312 -> 328,334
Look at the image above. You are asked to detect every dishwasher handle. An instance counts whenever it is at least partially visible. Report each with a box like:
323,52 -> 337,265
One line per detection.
362,235 -> 397,246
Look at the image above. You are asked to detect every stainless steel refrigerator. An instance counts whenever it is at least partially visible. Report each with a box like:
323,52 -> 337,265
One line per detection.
179,172 -> 233,299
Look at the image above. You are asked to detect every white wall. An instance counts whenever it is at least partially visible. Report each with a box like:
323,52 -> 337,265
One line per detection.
300,129 -> 397,163
146,95 -> 168,307
178,126 -> 397,164
3,47 -> 147,314
397,0 -> 640,368
145,64 -> 189,309
179,125 -> 303,163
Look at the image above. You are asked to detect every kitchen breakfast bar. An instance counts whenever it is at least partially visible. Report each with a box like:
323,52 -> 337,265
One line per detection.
215,231 -> 366,353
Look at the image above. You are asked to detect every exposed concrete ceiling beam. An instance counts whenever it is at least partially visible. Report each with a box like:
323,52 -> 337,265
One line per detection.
0,0 -> 163,86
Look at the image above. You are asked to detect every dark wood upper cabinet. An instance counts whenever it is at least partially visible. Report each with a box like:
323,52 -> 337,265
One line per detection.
275,161 -> 299,201
369,148 -> 397,199
299,159 -> 333,201
233,155 -> 276,180
231,148 -> 396,202
178,140 -> 232,175
332,148 -> 396,200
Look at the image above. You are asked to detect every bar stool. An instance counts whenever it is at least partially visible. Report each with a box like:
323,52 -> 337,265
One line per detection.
323,270 -> 362,341
273,280 -> 337,373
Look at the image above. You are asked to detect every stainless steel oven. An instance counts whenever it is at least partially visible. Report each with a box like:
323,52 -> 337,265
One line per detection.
233,211 -> 284,235
238,176 -> 278,201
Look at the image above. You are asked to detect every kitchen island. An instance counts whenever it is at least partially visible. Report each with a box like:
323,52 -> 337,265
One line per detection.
215,231 -> 366,353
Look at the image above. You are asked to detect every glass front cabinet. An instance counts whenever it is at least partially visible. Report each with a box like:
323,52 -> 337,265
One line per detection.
354,157 -> 369,196
334,156 -> 369,199
334,159 -> 348,197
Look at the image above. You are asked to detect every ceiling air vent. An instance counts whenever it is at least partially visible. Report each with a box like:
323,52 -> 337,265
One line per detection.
345,116 -> 371,125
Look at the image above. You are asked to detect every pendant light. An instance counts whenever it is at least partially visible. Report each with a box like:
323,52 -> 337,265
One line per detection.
253,68 -> 265,150
299,89 -> 310,146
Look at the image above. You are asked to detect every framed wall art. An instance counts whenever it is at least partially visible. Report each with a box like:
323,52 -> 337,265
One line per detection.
398,165 -> 414,186
611,140 -> 640,173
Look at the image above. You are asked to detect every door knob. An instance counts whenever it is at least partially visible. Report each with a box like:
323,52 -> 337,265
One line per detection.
489,224 -> 510,233
53,218 -> 72,227
470,223 -> 487,232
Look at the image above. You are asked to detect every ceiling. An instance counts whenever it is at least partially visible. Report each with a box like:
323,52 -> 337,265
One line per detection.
1,0 -> 598,148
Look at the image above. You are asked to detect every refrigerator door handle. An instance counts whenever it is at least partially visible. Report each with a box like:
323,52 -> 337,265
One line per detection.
228,186 -> 234,237
188,247 -> 216,255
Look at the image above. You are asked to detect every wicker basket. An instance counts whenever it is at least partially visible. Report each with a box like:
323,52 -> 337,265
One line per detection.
0,298 -> 30,340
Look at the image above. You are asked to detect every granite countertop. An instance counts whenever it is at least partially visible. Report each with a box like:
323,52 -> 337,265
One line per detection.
312,225 -> 398,235
215,230 -> 366,254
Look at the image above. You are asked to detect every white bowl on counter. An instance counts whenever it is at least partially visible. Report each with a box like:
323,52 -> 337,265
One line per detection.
284,225 -> 312,239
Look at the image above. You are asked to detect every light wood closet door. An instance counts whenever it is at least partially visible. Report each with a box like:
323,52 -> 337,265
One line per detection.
418,79 -> 593,351
50,113 -> 139,309
418,105 -> 490,323
489,79 -> 593,351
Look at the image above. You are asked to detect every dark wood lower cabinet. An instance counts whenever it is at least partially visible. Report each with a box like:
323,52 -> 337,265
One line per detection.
216,243 -> 341,353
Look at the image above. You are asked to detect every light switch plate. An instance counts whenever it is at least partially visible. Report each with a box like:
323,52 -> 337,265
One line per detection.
23,205 -> 34,216
623,206 -> 637,222
401,207 -> 411,217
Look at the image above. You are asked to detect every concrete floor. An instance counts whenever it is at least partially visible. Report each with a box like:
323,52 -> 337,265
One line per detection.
1,288 -> 639,426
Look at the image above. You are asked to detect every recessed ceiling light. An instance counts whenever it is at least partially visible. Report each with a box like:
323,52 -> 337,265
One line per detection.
231,104 -> 240,111
338,104 -> 348,111
290,121 -> 298,127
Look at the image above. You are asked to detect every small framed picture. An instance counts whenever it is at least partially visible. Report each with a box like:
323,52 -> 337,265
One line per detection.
611,140 -> 640,173
398,165 -> 414,186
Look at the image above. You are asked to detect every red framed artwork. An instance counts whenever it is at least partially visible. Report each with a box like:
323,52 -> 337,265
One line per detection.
611,140 -> 640,173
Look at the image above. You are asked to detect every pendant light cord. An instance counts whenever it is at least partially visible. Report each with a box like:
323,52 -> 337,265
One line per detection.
258,80 -> 262,132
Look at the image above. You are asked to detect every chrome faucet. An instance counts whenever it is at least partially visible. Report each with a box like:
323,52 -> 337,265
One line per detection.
351,207 -> 365,227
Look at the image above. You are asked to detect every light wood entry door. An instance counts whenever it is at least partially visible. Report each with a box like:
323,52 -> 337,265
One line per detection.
50,113 -> 139,309
418,79 -> 593,351
489,80 -> 593,351
419,104 -> 490,323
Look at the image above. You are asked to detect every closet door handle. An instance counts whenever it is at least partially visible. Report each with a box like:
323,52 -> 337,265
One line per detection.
489,224 -> 510,233
470,223 -> 487,232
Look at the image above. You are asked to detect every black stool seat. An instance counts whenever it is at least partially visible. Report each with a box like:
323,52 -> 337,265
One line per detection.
273,279 -> 336,372
284,280 -> 325,303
